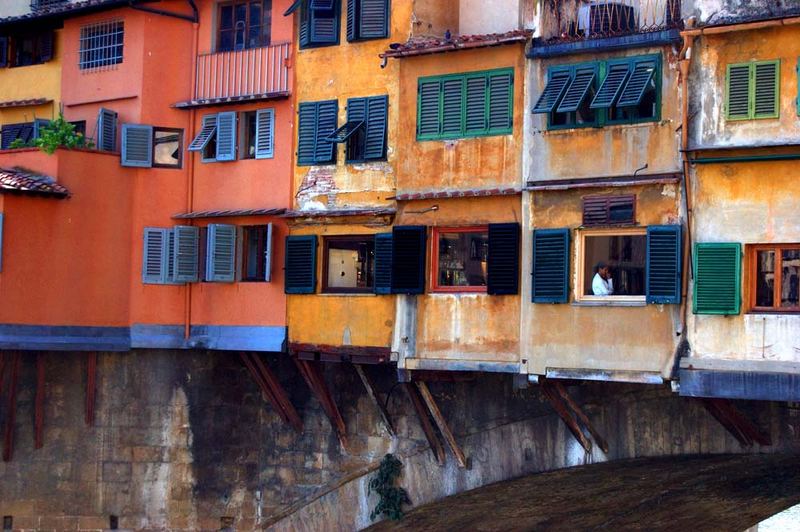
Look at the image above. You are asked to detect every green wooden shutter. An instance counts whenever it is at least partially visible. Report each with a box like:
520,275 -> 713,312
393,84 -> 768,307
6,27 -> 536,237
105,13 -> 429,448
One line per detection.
693,243 -> 741,315
590,63 -> 630,109
726,63 -> 751,120
285,235 -> 317,294
532,228 -> 570,303
364,95 -> 388,160
465,76 -> 487,134
487,70 -> 513,133
646,225 -> 681,304
143,227 -> 168,284
359,0 -> 389,39
441,77 -> 464,136
616,62 -> 656,107
391,225 -> 426,294
532,70 -> 571,114
556,68 -> 595,113
215,111 -> 237,161
487,223 -> 520,295
417,80 -> 441,139
373,232 -> 392,294
314,99 -> 338,163
255,108 -> 275,159
97,108 -> 118,152
206,224 -> 237,282
173,225 -> 199,282
188,114 -> 217,151
297,103 -> 318,165
753,60 -> 779,119
121,124 -> 153,167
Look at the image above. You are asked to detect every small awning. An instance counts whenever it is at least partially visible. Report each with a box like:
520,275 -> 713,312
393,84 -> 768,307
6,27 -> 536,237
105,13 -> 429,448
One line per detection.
526,173 -> 681,191
0,98 -> 52,109
282,207 -> 396,218
389,187 -> 520,201
172,207 -> 285,219
0,167 -> 70,198
173,91 -> 290,110
325,120 -> 364,143
532,70 -> 571,114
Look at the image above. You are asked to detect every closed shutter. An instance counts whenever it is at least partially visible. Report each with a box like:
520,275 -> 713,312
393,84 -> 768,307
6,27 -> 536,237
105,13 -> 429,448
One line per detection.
616,62 -> 656,107
314,99 -> 338,163
646,225 -> 681,304
753,60 -> 779,119
532,228 -> 570,303
297,103 -> 318,165
215,111 -> 237,161
693,243 -> 741,315
188,114 -> 217,151
97,108 -> 118,152
590,63 -> 630,109
726,64 -> 751,120
487,223 -> 520,295
1,124 -> 24,149
264,223 -> 273,282
465,76 -> 487,134
285,235 -> 317,294
417,80 -> 441,138
309,3 -> 339,45
532,70 -> 571,114
0,37 -> 8,68
373,232 -> 392,294
441,78 -> 464,136
582,195 -> 635,226
38,31 -> 54,62
359,0 -> 389,39
173,225 -> 199,282
364,95 -> 388,160
205,224 -> 237,282
346,0 -> 356,41
121,124 -> 153,167
255,108 -> 275,159
391,225 -> 426,294
487,71 -> 513,132
142,227 -> 168,284
556,68 -> 595,113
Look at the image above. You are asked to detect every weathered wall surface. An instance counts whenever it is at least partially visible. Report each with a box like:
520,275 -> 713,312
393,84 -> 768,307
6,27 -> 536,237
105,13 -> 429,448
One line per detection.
691,0 -> 800,24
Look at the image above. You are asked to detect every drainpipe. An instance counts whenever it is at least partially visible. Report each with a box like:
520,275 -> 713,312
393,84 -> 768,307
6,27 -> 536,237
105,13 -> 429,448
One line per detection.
184,15 -> 200,341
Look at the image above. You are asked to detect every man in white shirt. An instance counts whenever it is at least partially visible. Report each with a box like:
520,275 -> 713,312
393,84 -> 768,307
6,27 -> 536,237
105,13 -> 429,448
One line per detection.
592,261 -> 614,296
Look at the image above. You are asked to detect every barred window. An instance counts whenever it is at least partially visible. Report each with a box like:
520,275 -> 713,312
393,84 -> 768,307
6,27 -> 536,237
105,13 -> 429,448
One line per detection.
79,20 -> 124,70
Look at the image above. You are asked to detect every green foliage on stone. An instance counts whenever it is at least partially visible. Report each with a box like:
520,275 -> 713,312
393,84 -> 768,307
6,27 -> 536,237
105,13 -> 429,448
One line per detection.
368,453 -> 411,521
8,138 -> 31,149
34,114 -> 93,155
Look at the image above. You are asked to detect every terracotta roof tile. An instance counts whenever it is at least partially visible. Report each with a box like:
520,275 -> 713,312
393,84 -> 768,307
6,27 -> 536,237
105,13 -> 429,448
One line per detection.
0,0 -> 144,25
0,98 -> 52,109
390,187 -> 520,201
0,167 -> 70,198
172,207 -> 285,219
282,207 -> 396,218
381,29 -> 531,59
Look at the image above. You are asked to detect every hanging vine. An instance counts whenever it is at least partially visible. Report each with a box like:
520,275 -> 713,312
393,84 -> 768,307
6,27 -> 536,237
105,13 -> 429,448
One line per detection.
368,454 -> 411,521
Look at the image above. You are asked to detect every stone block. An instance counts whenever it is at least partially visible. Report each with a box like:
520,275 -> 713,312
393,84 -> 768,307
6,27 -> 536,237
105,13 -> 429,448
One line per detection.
131,446 -> 166,463
77,515 -> 110,530
102,462 -> 132,483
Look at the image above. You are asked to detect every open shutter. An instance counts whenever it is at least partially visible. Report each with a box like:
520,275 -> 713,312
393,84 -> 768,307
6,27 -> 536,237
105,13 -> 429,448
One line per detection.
487,222 -> 520,296
285,235 -> 317,294
417,80 -> 441,138
532,70 -> 571,114
215,111 -> 237,161
532,228 -> 570,303
173,225 -> 199,282
314,100 -> 338,163
364,95 -> 388,160
188,114 -> 217,151
97,108 -> 118,152
753,60 -> 779,119
143,228 -> 168,284
616,62 -> 656,107
299,7 -> 310,47
726,64 -> 751,120
646,225 -> 681,304
465,76 -> 487,134
205,224 -> 237,282
255,108 -> 275,159
264,223 -> 273,282
284,0 -> 303,14
38,31 -> 54,62
121,124 -> 153,167
391,225 -> 426,294
309,3 -> 339,45
693,243 -> 741,315
441,78 -> 464,135
0,37 -> 8,68
297,103 -> 318,165
557,68 -> 595,113
590,63 -> 630,109
346,0 -> 357,40
487,71 -> 513,132
166,230 -> 177,283
373,232 -> 392,294
359,0 -> 389,39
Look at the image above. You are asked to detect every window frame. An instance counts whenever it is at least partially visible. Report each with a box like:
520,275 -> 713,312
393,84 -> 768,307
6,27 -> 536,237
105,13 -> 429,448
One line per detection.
152,127 -> 183,169
8,30 -> 53,67
430,226 -> 489,294
321,234 -> 376,294
216,0 -> 272,52
747,243 -> 800,313
576,226 -> 647,303
725,59 -> 780,121
240,224 -> 270,282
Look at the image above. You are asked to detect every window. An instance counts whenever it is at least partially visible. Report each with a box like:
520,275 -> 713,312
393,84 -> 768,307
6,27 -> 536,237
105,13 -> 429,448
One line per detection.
326,95 -> 387,162
726,60 -> 780,121
153,128 -> 182,168
749,244 -> 800,312
533,54 -> 661,129
579,228 -> 647,300
297,100 -> 337,165
241,111 -> 257,159
0,119 -> 49,149
189,109 -> 272,162
298,0 -> 341,49
241,224 -> 273,282
239,108 -> 275,159
217,0 -> 272,52
582,194 -> 635,226
417,69 -> 514,140
121,125 -> 183,168
6,31 -> 54,67
79,20 -> 124,70
346,0 -> 389,41
431,227 -> 489,292
322,235 -> 375,293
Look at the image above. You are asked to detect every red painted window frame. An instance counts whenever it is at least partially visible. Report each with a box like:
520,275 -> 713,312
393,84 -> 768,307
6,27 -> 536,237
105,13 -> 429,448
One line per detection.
747,243 -> 800,313
430,226 -> 489,294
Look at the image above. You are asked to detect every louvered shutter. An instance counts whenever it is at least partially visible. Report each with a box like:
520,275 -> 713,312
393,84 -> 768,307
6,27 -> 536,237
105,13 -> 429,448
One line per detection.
487,223 -> 520,296
753,61 -> 779,119
18,123 -> 34,143
646,225 -> 681,304
310,0 -> 335,8
97,108 -> 118,152
310,7 -> 339,44
0,37 -> 8,68
346,0 -> 356,40
364,95 -> 388,160
487,71 -> 513,132
143,227 -> 168,284
532,228 -> 570,303
206,224 -> 237,282
557,68 -> 595,113
314,100 -> 338,163
726,64 -> 751,120
1,124 -> 22,149
343,97 -> 367,161
264,223 -> 273,282
417,80 -> 441,138
299,8 -> 310,47
121,124 -> 153,167
465,76 -> 487,134
173,225 -> 199,282
166,229 -> 177,283
617,62 -> 656,107
373,232 -> 392,294
38,31 -> 54,62
215,111 -> 237,161
532,70 -> 571,114
694,243 -> 741,315
255,108 -> 275,159
590,63 -> 630,109
441,78 -> 464,135
188,114 -> 217,151
285,235 -> 317,294
297,103 -> 318,165
359,0 -> 389,39
391,225 -> 426,294
582,195 -> 635,226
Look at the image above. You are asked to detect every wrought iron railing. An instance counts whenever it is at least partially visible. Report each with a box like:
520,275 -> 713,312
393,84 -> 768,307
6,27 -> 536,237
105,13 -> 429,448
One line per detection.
30,0 -> 68,11
545,0 -> 682,42
194,43 -> 291,102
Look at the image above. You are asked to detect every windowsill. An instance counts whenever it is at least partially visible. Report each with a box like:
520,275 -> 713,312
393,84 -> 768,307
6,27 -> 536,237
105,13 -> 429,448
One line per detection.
541,120 -> 666,135
318,292 -> 376,297
746,310 -> 800,316
572,299 -> 646,307
429,289 -> 488,295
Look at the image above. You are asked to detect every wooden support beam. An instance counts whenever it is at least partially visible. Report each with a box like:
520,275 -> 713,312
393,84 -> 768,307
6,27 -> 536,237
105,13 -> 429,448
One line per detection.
85,352 -> 97,427
403,383 -> 446,466
242,352 -> 303,433
3,352 -> 20,462
294,359 -> 348,450
699,398 -> 751,446
700,398 -> 771,447
550,381 -> 609,454
415,381 -> 468,469
354,364 -> 395,437
0,352 -> 6,397
34,353 -> 45,449
540,381 -> 592,454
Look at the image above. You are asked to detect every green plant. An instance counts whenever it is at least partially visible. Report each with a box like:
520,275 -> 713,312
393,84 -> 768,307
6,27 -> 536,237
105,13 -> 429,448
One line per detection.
8,138 -> 31,149
34,114 -> 92,154
368,454 -> 411,521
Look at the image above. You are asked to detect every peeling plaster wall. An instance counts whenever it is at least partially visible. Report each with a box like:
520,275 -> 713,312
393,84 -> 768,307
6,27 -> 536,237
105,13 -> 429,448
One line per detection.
459,0 -> 522,35
691,0 -> 800,25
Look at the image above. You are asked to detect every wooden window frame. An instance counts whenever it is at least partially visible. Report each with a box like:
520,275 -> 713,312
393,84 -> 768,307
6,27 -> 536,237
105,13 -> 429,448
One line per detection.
747,243 -> 800,313
152,127 -> 183,169
430,226 -> 489,294
576,227 -> 647,303
240,225 -> 268,282
321,234 -> 375,294
216,0 -> 272,52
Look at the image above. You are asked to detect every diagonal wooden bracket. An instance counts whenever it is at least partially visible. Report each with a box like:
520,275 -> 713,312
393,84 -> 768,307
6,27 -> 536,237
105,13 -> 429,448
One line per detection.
540,379 -> 607,454
294,358 -> 348,450
415,381 -> 468,468
404,382 -> 446,466
3,351 -> 20,462
354,364 -> 395,437
699,398 -> 772,447
240,352 -> 303,433
35,353 -> 45,449
85,352 -> 97,427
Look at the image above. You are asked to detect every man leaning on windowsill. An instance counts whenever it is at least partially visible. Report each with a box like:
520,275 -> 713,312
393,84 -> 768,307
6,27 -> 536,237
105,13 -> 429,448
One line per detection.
592,261 -> 614,296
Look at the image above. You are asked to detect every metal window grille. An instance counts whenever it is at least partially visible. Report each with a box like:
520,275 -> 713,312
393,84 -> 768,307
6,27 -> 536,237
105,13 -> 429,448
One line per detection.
79,20 -> 124,71
30,0 -> 68,10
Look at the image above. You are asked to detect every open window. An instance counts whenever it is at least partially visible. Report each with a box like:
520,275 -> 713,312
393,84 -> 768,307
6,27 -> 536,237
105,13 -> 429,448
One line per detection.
3,30 -> 54,67
749,244 -> 800,312
241,224 -> 273,282
121,125 -> 183,168
323,235 -> 375,293
579,228 -> 647,301
326,95 -> 387,163
431,227 -> 489,293
188,112 -> 238,162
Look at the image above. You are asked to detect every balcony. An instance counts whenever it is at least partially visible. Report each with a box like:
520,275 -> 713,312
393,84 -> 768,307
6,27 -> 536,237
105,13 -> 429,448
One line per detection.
174,43 -> 292,109
30,0 -> 68,11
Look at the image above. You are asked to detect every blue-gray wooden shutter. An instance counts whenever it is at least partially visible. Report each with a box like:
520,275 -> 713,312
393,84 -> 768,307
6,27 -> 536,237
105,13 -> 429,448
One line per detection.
215,111 -> 237,161
532,228 -> 570,303
299,7 -> 310,47
38,31 -> 54,62
590,63 -> 630,109
297,103 -> 318,165
188,114 -> 217,151
205,224 -> 237,282
441,78 -> 464,136
255,108 -> 275,159
121,124 -> 153,167
346,0 -> 357,41
487,222 -> 520,295
264,223 -> 273,282
465,75 -> 487,134
373,232 -> 392,294
166,229 -> 177,283
285,235 -> 317,294
143,227 -> 168,284
556,67 -> 595,113
1,124 -> 23,149
364,95 -> 388,160
646,225 -> 681,304
97,108 -> 118,152
309,1 -> 339,45
391,225 -> 426,294
0,37 -> 8,68
173,225 -> 199,282
0,212 -> 4,272
417,80 -> 441,138
532,70 -> 571,114
487,71 -> 513,132
359,0 -> 389,39
33,118 -> 50,139
314,100 -> 338,163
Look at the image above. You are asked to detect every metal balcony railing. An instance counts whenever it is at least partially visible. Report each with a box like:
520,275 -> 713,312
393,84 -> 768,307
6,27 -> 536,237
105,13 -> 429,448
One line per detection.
546,0 -> 682,42
193,43 -> 291,102
30,0 -> 68,11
